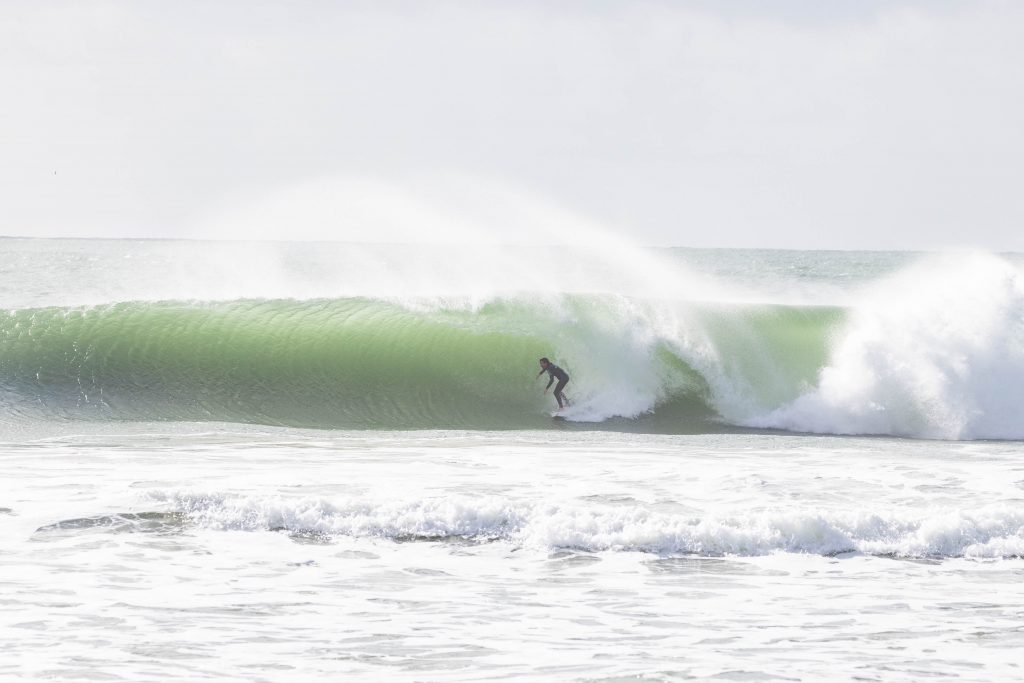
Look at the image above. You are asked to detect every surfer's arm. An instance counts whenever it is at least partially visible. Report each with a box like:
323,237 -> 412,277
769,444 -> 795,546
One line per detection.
545,375 -> 554,390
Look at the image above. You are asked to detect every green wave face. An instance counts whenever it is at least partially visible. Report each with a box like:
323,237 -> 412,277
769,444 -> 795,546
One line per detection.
0,296 -> 843,431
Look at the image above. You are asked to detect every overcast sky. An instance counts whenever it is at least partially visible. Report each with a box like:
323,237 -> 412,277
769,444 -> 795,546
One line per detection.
2,0 -> 1022,249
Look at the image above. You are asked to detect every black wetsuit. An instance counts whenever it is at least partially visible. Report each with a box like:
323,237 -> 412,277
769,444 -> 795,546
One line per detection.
543,364 -> 570,408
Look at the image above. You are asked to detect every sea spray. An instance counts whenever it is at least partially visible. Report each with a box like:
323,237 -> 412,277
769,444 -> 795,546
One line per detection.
751,252 -> 1024,439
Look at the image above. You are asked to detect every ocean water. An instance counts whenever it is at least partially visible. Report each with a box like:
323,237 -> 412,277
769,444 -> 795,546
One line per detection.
2,238 -> 1023,681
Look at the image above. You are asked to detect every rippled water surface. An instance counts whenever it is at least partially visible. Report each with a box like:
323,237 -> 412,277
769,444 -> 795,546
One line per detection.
3,425 -> 1023,681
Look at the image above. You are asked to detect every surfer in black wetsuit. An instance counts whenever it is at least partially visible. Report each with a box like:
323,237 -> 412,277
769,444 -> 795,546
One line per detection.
537,357 -> 570,410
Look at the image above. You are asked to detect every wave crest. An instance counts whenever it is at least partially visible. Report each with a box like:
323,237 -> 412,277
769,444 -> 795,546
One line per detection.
150,490 -> 1024,559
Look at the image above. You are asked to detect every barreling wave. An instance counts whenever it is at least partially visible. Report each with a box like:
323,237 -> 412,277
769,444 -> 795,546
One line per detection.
2,250 -> 1024,440
0,294 -> 833,432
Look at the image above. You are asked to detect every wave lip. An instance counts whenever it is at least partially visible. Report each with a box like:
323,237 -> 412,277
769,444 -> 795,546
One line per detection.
149,490 -> 1024,559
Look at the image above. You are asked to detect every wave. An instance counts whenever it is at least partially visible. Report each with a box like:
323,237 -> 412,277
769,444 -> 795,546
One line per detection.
1,252 -> 1022,439
747,252 -> 1024,439
0,294 -> 836,432
134,490 -> 1024,559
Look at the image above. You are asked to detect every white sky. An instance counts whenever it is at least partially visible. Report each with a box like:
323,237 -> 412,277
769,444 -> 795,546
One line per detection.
1,0 -> 1022,249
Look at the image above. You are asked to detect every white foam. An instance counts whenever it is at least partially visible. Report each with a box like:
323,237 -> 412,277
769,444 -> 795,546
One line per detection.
750,252 -> 1024,439
151,490 -> 1024,559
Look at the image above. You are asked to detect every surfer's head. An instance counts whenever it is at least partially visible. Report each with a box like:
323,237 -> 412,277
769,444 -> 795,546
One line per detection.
539,358 -> 550,368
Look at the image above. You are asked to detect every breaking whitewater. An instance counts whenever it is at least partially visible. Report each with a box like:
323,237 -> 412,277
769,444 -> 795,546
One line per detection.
3,239 -> 1024,681
2,240 -> 1023,439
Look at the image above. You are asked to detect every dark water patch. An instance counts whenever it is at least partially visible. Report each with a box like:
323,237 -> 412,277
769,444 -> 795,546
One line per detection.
34,511 -> 187,537
391,533 -> 498,547
646,556 -> 788,577
880,555 -> 943,566
577,494 -> 639,506
336,549 -> 380,560
283,529 -> 333,545
546,551 -> 603,568
402,567 -> 451,576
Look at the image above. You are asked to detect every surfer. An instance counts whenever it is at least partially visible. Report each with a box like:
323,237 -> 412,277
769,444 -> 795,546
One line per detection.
537,358 -> 570,411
